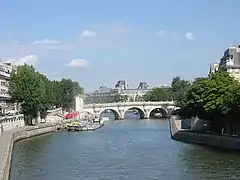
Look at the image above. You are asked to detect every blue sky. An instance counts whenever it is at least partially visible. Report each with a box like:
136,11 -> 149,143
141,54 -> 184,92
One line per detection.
1,0 -> 240,92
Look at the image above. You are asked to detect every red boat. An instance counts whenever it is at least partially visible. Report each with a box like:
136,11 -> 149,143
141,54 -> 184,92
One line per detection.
65,112 -> 79,119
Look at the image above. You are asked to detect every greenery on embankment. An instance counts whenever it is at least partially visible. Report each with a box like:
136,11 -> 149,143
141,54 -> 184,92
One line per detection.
9,64 -> 83,124
140,71 -> 240,135
143,76 -> 191,102
175,71 -> 240,135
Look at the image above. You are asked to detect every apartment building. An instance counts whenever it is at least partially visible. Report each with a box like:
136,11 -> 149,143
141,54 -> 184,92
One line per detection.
209,45 -> 240,81
0,62 -> 15,114
209,63 -> 219,74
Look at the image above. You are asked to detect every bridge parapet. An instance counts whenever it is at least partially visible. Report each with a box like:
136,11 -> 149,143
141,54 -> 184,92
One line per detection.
83,101 -> 175,108
0,114 -> 25,133
82,101 -> 177,120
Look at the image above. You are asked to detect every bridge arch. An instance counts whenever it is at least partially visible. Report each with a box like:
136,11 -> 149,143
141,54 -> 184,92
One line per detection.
148,107 -> 168,118
123,106 -> 145,119
99,108 -> 120,120
171,107 -> 181,115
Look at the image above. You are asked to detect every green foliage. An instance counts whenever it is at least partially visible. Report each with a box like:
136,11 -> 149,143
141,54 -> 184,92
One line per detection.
144,87 -> 172,101
176,71 -> 240,128
142,77 -> 191,102
171,76 -> 191,105
8,64 -> 84,124
113,94 -> 129,102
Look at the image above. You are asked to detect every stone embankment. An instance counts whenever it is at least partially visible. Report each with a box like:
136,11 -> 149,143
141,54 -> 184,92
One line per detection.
169,117 -> 240,150
0,124 -> 58,180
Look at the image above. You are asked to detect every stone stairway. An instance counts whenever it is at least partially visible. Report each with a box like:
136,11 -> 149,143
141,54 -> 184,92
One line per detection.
45,114 -> 64,124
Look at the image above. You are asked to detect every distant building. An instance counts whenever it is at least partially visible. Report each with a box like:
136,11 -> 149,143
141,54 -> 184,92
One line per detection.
115,80 -> 128,90
120,89 -> 150,101
209,45 -> 240,81
137,82 -> 149,89
84,85 -> 120,104
85,80 -> 152,103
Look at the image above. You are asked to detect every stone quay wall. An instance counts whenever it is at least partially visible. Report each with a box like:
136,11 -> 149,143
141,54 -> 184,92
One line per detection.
0,125 -> 58,180
169,117 -> 240,151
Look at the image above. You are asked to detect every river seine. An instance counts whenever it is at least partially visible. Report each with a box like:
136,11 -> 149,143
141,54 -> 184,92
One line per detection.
10,116 -> 240,180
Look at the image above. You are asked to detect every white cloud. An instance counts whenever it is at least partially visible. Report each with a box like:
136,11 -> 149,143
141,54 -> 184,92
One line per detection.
14,54 -> 39,66
80,30 -> 96,38
67,59 -> 88,67
184,32 -> 195,41
156,30 -> 165,36
33,39 -> 60,45
4,55 -> 39,66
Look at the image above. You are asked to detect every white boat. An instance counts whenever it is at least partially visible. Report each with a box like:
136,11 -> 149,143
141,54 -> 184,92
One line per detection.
93,117 -> 109,124
154,113 -> 162,117
100,117 -> 110,121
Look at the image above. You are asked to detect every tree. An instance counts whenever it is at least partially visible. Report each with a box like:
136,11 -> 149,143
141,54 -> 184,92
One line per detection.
177,71 -> 240,134
59,78 -> 84,111
61,79 -> 76,111
114,94 -> 129,102
8,64 -> 84,124
171,76 -> 182,93
144,87 -> 171,101
38,74 -> 54,119
9,64 -> 46,124
171,76 -> 191,103
134,94 -> 144,101
50,80 -> 63,108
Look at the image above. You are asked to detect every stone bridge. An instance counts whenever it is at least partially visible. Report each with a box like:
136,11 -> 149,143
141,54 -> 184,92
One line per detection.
82,101 -> 178,120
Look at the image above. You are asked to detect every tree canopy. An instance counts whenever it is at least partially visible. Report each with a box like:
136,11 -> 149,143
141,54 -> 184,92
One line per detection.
174,71 -> 240,134
142,77 -> 191,102
176,72 -> 240,119
9,64 -> 84,124
144,87 -> 172,101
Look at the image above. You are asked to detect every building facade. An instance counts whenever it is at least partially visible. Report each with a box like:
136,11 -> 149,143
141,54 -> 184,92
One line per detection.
209,45 -> 240,81
84,81 -> 151,104
209,63 -> 219,74
0,62 -> 15,114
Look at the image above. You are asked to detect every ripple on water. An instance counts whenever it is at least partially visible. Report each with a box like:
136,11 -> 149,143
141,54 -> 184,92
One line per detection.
10,119 -> 240,180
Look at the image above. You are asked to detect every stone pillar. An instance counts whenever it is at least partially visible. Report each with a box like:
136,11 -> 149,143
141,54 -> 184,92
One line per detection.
93,107 -> 100,119
118,110 -> 124,120
144,106 -> 150,119
144,113 -> 150,119
118,106 -> 125,120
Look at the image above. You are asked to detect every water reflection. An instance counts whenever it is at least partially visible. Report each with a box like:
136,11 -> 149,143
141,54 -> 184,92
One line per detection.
10,119 -> 240,180
178,145 -> 240,179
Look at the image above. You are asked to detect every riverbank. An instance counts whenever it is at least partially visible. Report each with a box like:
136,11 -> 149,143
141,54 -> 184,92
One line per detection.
169,117 -> 240,150
0,124 -> 58,180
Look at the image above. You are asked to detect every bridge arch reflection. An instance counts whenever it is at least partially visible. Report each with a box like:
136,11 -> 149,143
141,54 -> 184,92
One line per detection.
99,109 -> 120,120
123,107 -> 145,119
149,108 -> 168,118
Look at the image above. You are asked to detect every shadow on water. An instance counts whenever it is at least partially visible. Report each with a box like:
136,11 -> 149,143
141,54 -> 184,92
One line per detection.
177,142 -> 240,179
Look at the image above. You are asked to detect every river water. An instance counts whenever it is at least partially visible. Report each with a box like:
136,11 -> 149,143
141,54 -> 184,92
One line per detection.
10,115 -> 240,180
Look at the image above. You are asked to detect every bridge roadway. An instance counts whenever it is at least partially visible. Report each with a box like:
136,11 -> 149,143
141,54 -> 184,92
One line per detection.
82,101 -> 177,120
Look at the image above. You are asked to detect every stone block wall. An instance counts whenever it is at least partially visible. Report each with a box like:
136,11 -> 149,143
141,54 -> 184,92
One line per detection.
0,125 -> 57,180
172,131 -> 240,150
